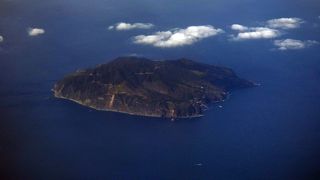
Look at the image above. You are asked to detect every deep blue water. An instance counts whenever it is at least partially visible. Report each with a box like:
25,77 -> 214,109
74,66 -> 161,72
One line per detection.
1,0 -> 320,179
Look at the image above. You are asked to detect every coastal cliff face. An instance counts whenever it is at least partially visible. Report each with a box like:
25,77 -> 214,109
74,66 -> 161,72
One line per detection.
53,57 -> 254,118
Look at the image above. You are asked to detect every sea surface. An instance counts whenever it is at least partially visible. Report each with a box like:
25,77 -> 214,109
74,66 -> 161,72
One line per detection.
1,0 -> 320,179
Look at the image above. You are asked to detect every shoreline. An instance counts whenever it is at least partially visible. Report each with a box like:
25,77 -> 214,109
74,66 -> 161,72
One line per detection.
52,82 -> 256,120
52,89 -> 204,120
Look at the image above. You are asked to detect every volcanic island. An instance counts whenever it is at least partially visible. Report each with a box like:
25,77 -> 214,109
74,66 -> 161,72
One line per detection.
53,57 -> 254,118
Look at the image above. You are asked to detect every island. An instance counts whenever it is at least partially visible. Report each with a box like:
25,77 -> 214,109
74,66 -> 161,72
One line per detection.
53,57 -> 254,118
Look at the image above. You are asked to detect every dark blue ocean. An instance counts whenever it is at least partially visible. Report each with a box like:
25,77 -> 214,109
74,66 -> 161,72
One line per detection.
1,0 -> 320,179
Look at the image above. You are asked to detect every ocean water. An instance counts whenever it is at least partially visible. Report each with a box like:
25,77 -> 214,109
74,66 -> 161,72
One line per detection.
1,0 -> 320,179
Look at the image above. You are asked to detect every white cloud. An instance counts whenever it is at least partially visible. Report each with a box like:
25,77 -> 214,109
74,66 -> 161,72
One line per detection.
267,18 -> 304,29
133,25 -> 223,48
28,28 -> 45,36
231,26 -> 280,40
274,39 -> 318,50
230,17 -> 305,41
108,22 -> 154,31
0,36 -> 3,42
231,24 -> 248,31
